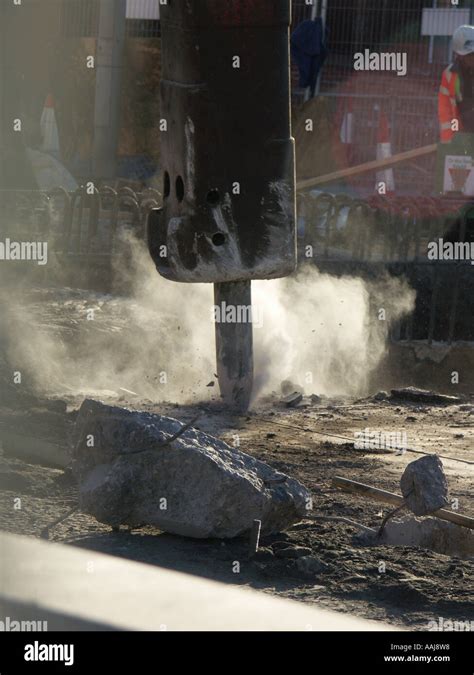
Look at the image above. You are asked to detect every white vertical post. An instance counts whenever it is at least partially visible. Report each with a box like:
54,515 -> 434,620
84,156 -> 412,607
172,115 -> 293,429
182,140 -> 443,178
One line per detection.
0,2 -> 5,188
92,0 -> 126,181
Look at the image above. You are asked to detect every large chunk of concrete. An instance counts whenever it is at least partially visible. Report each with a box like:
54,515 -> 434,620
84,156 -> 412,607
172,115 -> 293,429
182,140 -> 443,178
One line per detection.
72,399 -> 311,539
400,455 -> 449,516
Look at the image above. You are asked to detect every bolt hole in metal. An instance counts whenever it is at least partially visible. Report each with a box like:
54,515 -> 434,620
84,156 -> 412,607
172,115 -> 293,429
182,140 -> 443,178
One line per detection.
163,171 -> 170,198
176,176 -> 185,202
206,188 -> 221,206
212,232 -> 226,247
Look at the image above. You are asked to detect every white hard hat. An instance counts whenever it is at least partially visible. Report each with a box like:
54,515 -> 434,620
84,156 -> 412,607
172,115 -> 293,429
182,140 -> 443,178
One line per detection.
453,25 -> 474,56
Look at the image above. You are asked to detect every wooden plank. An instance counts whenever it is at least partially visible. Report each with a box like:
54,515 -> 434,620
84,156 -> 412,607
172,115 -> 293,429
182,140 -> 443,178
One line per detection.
332,475 -> 474,530
297,144 -> 438,191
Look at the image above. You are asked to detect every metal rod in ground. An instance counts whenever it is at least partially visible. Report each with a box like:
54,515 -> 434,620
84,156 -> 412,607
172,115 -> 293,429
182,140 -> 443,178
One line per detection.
214,281 -> 253,411
332,476 -> 474,530
249,519 -> 262,557
40,506 -> 78,540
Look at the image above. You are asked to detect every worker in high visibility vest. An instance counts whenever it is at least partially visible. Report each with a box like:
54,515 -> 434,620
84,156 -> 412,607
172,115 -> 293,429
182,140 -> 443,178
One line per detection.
439,25 -> 474,143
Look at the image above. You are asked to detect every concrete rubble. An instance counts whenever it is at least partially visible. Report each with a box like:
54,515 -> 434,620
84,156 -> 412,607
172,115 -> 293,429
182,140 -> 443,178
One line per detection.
400,455 -> 449,516
71,399 -> 311,538
389,387 -> 462,406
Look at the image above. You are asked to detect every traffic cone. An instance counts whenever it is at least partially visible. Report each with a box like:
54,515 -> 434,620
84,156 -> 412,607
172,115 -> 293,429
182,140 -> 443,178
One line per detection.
40,93 -> 60,157
375,106 -> 395,196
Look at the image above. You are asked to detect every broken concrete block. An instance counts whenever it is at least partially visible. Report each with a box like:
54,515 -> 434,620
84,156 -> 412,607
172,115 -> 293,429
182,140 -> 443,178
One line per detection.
390,387 -> 461,406
72,399 -> 310,539
400,455 -> 449,517
372,391 -> 388,401
281,392 -> 303,407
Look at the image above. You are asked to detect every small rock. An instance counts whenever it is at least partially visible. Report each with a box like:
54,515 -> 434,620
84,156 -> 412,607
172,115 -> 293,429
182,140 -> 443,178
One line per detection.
373,391 -> 388,401
281,392 -> 303,407
400,455 -> 449,516
406,416 -> 417,422
295,555 -> 329,578
270,539 -> 293,551
266,433 -> 277,439
275,546 -> 312,559
310,394 -> 322,404
342,575 -> 367,583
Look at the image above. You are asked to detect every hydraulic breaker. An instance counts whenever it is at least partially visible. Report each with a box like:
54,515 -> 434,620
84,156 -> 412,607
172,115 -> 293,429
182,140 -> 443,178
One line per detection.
148,0 -> 296,409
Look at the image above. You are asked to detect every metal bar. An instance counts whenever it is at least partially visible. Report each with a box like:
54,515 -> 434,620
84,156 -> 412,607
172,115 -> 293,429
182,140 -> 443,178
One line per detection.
297,144 -> 438,190
333,476 -> 474,530
214,281 -> 254,412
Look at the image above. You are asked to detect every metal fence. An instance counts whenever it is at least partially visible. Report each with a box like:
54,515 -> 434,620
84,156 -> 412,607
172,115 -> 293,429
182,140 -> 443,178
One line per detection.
0,186 -> 161,288
319,0 -> 474,91
329,93 -> 438,194
60,0 -> 315,38
290,1 -> 474,194
1,187 -> 473,343
60,0 -> 99,37
296,190 -> 474,343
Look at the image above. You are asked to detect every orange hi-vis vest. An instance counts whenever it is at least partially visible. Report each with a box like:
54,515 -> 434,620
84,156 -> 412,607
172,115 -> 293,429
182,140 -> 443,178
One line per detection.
438,63 -> 463,143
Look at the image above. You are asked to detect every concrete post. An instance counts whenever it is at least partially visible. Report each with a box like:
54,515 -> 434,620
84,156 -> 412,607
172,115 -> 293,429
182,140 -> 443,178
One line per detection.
0,2 -> 5,189
92,0 -> 126,181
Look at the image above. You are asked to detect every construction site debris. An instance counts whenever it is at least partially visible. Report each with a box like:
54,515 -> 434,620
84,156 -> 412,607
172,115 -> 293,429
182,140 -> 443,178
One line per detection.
281,380 -> 304,396
389,387 -> 462,406
333,476 -> 474,530
72,399 -> 310,538
281,392 -> 304,407
372,391 -> 389,401
274,545 -> 312,559
400,455 -> 449,516
295,555 -> 330,578
380,517 -> 474,559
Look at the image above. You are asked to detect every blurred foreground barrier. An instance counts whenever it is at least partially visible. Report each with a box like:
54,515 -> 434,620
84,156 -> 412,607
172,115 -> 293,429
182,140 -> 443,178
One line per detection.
0,532 -> 398,631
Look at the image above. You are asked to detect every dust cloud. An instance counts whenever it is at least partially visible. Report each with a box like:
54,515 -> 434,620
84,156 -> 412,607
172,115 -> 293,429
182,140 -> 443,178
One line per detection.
0,235 -> 415,404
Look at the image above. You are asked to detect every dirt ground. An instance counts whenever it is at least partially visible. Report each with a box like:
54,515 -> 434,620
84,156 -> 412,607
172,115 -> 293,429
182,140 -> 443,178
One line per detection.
0,384 -> 473,631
